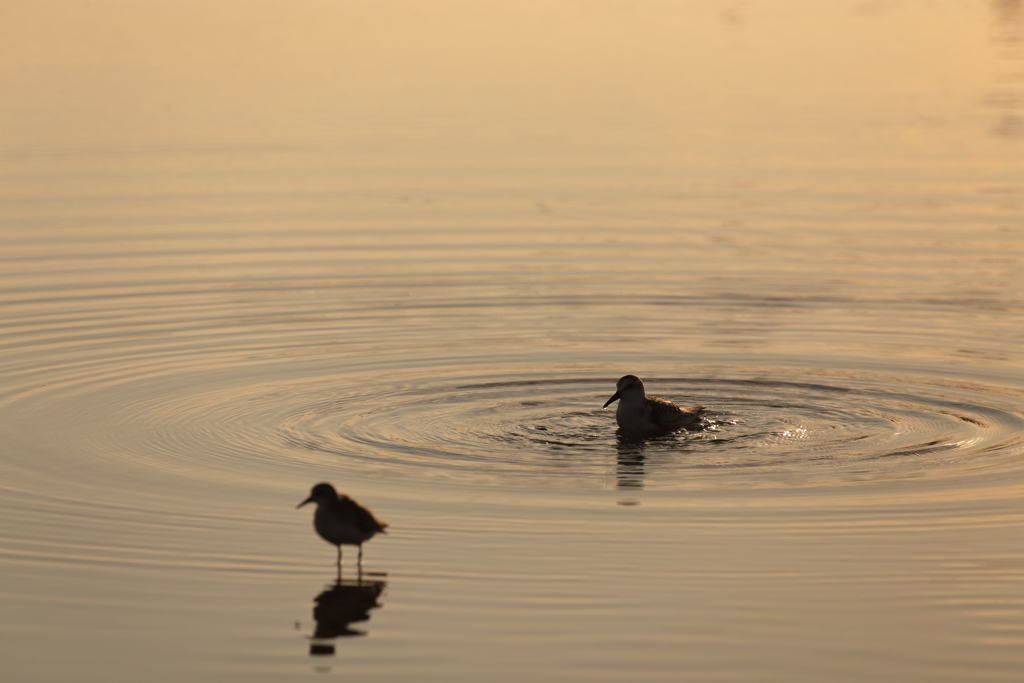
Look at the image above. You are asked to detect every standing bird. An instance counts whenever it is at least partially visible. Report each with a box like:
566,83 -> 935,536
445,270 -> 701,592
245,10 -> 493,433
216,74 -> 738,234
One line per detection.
298,483 -> 388,569
603,375 -> 705,436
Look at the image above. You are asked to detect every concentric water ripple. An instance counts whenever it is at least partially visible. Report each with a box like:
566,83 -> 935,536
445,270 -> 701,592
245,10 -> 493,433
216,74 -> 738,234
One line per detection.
277,372 -> 1024,490
21,363 -> 1020,495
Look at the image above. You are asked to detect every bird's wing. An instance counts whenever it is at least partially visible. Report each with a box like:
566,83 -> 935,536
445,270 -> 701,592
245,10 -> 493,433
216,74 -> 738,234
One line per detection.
679,405 -> 705,418
343,496 -> 388,534
647,397 -> 683,429
649,398 -> 705,429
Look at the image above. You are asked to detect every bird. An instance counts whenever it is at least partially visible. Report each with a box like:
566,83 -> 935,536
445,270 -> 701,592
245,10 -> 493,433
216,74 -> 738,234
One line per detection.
297,483 -> 388,569
603,375 -> 705,436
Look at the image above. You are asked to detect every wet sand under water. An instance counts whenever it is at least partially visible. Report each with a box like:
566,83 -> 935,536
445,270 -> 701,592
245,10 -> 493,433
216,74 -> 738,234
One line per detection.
1,1 -> 1023,681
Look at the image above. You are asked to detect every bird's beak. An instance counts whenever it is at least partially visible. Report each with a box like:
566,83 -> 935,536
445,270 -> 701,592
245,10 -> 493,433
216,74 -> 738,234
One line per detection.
297,496 -> 314,509
603,390 -> 622,409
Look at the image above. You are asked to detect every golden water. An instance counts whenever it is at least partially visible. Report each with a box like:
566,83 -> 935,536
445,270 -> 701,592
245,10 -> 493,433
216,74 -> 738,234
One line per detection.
2,2 -> 1023,681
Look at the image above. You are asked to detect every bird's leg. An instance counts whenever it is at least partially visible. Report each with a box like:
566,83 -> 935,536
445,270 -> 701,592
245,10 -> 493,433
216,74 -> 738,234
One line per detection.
358,544 -> 364,567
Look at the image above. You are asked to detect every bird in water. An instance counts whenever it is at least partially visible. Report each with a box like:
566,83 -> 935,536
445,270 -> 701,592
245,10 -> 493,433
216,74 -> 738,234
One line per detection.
603,375 -> 705,436
298,483 -> 388,569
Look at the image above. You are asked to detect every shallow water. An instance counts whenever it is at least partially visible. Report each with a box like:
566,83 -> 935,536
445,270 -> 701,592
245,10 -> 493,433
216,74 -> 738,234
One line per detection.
2,1 -> 1024,681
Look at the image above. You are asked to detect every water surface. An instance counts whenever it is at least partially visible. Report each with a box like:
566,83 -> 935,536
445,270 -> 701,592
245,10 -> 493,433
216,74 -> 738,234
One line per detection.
2,1 -> 1023,681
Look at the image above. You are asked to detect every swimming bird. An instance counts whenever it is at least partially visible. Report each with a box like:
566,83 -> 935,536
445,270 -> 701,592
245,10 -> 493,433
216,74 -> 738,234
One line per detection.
298,483 -> 388,568
603,375 -> 705,436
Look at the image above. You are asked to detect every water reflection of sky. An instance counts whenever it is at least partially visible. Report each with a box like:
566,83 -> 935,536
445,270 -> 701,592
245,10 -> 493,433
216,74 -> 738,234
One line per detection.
1,3 -> 1023,682
990,0 -> 1024,138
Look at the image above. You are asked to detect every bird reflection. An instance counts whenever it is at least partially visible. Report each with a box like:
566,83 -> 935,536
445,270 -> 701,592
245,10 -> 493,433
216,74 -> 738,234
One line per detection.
308,574 -> 388,654
615,432 -> 649,491
614,417 -> 711,495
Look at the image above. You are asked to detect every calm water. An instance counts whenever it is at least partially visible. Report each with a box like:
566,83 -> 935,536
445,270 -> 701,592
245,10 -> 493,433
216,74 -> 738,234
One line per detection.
2,1 -> 1023,681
